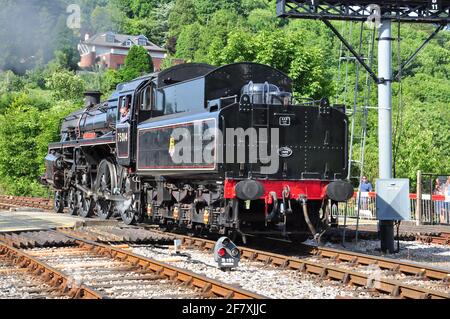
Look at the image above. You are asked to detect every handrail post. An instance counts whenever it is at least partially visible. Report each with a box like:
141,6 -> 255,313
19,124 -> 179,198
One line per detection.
416,170 -> 422,225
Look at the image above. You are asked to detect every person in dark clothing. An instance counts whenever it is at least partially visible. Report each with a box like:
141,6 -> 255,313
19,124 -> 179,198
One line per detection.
120,96 -> 131,124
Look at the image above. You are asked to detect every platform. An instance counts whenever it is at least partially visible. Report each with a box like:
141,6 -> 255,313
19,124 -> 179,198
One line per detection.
0,209 -> 85,233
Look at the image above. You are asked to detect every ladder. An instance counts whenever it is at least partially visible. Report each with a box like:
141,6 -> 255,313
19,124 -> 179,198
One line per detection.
335,22 -> 376,244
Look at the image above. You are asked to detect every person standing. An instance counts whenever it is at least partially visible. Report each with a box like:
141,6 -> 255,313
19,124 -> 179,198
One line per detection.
360,176 -> 373,192
359,176 -> 373,211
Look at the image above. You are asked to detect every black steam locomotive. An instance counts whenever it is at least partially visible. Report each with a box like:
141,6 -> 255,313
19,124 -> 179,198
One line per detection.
43,62 -> 353,241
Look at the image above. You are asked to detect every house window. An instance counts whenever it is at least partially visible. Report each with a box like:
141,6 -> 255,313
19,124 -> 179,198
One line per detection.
138,36 -> 147,46
125,40 -> 132,46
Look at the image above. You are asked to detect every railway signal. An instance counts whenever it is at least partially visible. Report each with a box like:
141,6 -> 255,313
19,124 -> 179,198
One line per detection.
214,237 -> 241,271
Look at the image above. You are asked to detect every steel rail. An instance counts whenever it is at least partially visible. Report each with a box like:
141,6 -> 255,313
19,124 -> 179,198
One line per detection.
58,232 -> 265,300
0,196 -> 52,210
417,232 -> 450,246
0,240 -> 104,299
305,244 -> 450,282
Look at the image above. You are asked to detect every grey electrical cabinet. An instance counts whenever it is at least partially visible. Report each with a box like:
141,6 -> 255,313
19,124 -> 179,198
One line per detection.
376,179 -> 411,221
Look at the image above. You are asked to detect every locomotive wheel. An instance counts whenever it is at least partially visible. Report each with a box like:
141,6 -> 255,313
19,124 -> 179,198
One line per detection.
121,195 -> 137,225
96,200 -> 113,220
77,191 -> 94,218
121,210 -> 136,225
54,191 -> 64,214
67,188 -> 78,216
94,160 -> 117,220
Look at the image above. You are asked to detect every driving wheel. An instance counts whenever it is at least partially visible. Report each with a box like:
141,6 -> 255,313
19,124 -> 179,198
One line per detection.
77,190 -> 94,218
67,188 -> 78,216
54,191 -> 64,214
95,160 -> 117,220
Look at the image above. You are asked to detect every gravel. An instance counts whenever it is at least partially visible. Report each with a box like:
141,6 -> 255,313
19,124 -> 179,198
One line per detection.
27,247 -> 198,299
131,245 -> 383,299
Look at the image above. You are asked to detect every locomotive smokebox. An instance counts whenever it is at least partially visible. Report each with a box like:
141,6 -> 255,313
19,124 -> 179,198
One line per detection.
326,181 -> 354,202
84,91 -> 102,107
235,180 -> 265,201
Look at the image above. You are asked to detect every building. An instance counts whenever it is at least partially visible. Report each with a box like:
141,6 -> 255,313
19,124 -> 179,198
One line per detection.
78,32 -> 167,71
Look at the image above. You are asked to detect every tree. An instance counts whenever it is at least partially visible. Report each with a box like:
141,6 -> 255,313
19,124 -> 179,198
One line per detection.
194,0 -> 244,19
90,4 -> 126,33
45,69 -> 86,101
101,69 -> 123,94
205,27 -> 333,99
124,1 -> 174,46
168,0 -> 198,38
174,23 -> 204,61
119,45 -> 154,82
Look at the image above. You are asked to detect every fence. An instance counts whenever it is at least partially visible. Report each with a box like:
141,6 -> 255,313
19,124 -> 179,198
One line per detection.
338,192 -> 450,225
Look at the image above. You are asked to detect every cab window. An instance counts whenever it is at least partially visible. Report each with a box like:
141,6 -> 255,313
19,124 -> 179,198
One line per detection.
140,85 -> 153,111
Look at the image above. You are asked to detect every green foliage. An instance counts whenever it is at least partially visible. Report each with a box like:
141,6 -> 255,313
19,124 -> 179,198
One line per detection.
0,93 -> 79,196
168,0 -> 197,38
119,45 -> 154,82
102,69 -> 123,94
124,1 -> 175,45
45,69 -> 86,101
198,23 -> 333,99
90,4 -> 126,33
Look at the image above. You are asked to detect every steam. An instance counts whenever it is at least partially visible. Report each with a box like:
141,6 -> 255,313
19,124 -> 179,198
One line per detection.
0,0 -> 76,74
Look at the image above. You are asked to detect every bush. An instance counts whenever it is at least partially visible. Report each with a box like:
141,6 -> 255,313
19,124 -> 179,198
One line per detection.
0,94 -> 79,196
45,69 -> 85,101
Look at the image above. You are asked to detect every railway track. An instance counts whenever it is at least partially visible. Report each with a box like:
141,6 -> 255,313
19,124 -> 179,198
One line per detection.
165,232 -> 450,299
417,232 -> 450,246
0,196 -> 52,211
0,230 -> 263,299
58,226 -> 450,299
0,240 -> 103,299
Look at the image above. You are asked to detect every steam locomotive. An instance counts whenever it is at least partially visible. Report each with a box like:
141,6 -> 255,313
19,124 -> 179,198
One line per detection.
43,62 -> 353,241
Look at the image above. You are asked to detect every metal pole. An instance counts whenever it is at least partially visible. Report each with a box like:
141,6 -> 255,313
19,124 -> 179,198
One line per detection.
378,20 -> 395,254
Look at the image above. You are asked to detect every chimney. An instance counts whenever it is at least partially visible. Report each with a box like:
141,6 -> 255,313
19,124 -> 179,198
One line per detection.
84,91 -> 102,108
